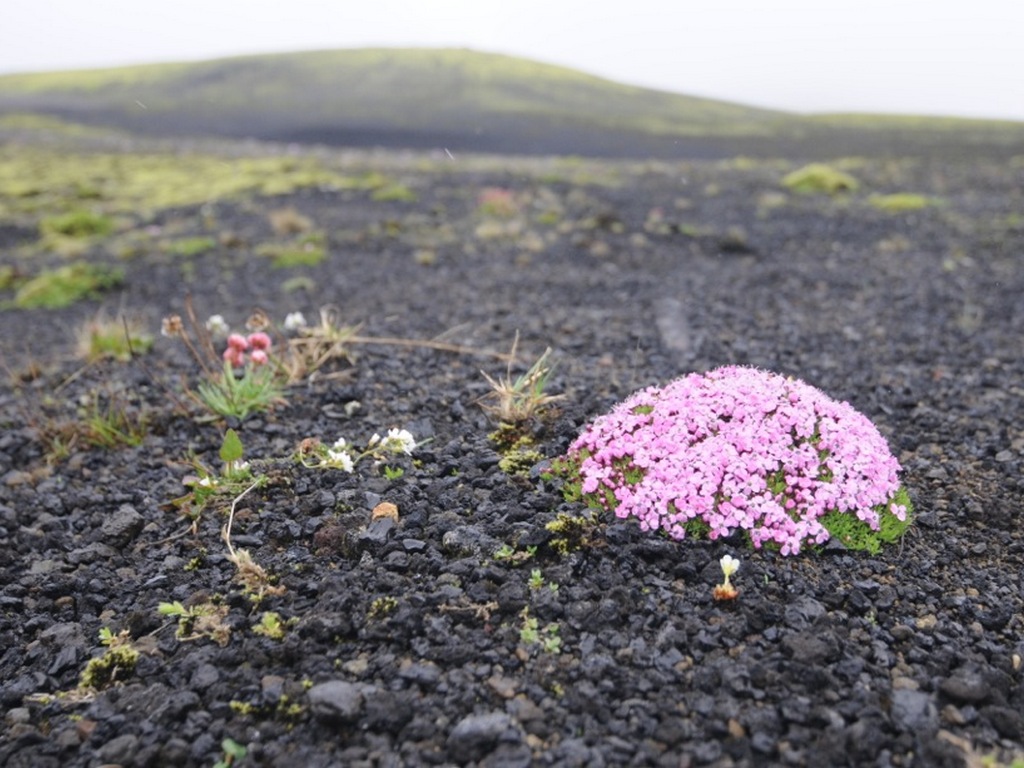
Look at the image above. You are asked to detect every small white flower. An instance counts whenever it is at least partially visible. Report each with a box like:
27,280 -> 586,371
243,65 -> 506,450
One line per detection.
197,476 -> 217,488
326,449 -> 354,473
383,428 -> 416,455
205,314 -> 230,338
332,437 -> 348,450
283,311 -> 307,331
719,554 -> 740,580
368,433 -> 381,448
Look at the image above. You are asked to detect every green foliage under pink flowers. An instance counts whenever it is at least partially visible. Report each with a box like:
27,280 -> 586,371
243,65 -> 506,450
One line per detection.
556,366 -> 911,556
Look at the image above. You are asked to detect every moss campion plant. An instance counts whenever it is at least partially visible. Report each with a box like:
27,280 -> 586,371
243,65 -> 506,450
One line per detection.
558,366 -> 911,556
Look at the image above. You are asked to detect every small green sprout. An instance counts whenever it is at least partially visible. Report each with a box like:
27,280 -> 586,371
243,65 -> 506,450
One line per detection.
214,738 -> 247,768
518,607 -> 562,654
252,611 -> 287,640
528,569 -> 545,590
493,543 -> 537,565
158,600 -> 232,646
368,596 -> 398,620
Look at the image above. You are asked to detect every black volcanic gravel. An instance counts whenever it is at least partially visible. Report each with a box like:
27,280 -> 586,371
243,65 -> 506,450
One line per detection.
1,145 -> 1023,767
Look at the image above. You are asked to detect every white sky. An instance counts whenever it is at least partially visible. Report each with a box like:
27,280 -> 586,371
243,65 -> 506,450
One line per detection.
1,0 -> 1022,121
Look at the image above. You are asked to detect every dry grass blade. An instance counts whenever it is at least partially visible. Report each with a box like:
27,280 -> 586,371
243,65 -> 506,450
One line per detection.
479,335 -> 564,423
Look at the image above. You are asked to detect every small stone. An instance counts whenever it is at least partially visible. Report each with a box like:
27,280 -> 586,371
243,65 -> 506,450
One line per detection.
890,624 -> 914,641
940,666 -> 993,704
915,614 -> 938,631
892,676 -> 920,691
308,680 -> 367,723
487,674 -> 518,699
890,689 -> 937,731
981,706 -> 1024,739
98,733 -> 140,764
101,504 -> 144,547
446,711 -> 519,762
941,704 -> 967,725
190,663 -> 220,690
356,516 -> 395,551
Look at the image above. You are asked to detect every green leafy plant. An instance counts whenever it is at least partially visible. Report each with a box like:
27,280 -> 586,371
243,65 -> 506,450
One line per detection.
195,359 -> 285,420
167,429 -> 260,527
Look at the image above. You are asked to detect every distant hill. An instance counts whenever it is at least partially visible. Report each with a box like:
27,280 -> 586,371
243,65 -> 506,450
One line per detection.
1,48 -> 1022,159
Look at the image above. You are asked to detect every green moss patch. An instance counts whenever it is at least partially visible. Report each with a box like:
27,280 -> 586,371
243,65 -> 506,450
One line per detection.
782,163 -> 860,195
12,263 -> 124,309
868,193 -> 943,212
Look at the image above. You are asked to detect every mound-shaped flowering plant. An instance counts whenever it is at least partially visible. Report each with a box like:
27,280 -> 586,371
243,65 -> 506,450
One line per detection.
554,366 -> 911,555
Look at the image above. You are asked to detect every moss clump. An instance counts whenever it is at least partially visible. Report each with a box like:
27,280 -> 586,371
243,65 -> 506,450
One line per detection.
498,448 -> 545,476
79,644 -> 139,690
41,209 -> 114,238
257,233 -> 326,268
868,193 -> 942,212
781,163 -> 859,195
371,183 -> 417,203
545,512 -> 602,556
819,486 -> 914,554
165,236 -> 217,257
13,263 -> 124,309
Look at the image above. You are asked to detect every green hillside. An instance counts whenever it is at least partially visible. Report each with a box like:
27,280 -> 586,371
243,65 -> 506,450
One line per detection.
1,48 -> 1022,158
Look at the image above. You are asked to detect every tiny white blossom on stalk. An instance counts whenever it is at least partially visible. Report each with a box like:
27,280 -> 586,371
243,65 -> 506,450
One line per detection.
205,314 -> 230,338
284,311 -> 307,331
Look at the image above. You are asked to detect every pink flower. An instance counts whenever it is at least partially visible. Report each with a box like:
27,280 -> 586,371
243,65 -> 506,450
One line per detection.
250,349 -> 269,366
248,332 -> 272,351
227,333 -> 249,352
565,366 -> 909,556
223,347 -> 246,367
